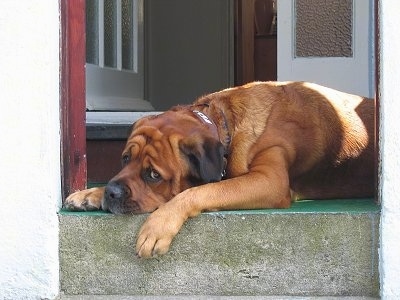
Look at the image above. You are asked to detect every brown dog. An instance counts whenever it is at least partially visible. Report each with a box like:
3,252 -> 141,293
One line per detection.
66,81 -> 375,258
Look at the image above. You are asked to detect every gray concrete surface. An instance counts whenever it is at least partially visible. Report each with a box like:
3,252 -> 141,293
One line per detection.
60,296 -> 379,300
59,209 -> 379,297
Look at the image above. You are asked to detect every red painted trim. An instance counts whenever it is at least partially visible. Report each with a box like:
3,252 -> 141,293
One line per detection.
375,0 -> 380,202
60,0 -> 87,198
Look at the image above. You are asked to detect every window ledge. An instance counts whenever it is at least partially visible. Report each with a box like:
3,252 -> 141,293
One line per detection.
86,111 -> 162,140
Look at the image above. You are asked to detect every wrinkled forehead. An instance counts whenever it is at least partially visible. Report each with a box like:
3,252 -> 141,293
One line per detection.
130,112 -> 173,133
124,115 -> 160,145
129,110 -> 197,138
124,112 -> 181,154
134,113 -> 161,127
129,114 -> 159,136
124,125 -> 162,155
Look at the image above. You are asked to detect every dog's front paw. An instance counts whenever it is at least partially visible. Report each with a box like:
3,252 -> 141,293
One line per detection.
135,205 -> 186,258
65,187 -> 105,211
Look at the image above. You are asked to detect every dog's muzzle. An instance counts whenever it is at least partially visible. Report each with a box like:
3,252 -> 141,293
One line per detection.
103,180 -> 134,214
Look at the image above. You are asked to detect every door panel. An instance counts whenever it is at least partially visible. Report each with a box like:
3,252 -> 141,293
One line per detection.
86,0 -> 151,111
278,0 -> 374,97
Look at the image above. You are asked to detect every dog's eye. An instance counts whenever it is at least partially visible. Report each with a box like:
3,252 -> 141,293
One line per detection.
150,169 -> 161,180
143,168 -> 162,183
122,154 -> 131,166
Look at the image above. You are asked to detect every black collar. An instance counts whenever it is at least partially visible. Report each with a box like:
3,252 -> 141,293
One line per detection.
191,108 -> 231,152
192,110 -> 214,125
191,108 -> 231,179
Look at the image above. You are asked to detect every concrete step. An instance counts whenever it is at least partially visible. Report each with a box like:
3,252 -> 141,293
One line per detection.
59,199 -> 380,297
60,296 -> 378,299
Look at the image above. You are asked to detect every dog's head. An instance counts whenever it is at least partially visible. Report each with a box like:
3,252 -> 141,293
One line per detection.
102,108 -> 225,214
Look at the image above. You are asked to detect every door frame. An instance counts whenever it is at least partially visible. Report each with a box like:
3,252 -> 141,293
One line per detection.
60,0 -> 87,198
60,0 -> 380,199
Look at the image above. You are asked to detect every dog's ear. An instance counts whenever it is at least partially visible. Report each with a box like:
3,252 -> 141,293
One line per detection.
179,136 -> 225,184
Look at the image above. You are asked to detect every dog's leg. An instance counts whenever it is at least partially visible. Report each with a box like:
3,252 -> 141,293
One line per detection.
65,187 -> 105,211
136,146 -> 292,258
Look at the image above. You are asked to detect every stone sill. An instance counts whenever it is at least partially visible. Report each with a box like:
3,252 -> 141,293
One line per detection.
59,198 -> 380,296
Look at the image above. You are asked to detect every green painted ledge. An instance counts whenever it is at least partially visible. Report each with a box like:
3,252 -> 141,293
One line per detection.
59,198 -> 379,216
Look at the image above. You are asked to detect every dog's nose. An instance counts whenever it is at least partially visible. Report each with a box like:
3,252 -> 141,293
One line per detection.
104,181 -> 130,205
103,180 -> 141,214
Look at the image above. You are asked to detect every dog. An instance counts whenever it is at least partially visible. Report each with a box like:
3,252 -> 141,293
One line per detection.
66,81 -> 375,258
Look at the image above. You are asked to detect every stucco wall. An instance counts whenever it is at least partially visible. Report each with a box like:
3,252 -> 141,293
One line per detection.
0,1 -> 61,299
379,1 -> 400,298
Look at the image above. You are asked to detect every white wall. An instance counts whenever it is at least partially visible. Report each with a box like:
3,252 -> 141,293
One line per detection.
379,1 -> 400,298
0,1 -> 61,299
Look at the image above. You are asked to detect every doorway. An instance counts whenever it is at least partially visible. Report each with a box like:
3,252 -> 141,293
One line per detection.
61,0 -> 375,195
236,0 -> 277,85
84,0 -> 241,184
85,0 -> 236,112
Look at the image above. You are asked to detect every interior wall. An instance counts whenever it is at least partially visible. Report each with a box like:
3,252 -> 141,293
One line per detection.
145,0 -> 234,110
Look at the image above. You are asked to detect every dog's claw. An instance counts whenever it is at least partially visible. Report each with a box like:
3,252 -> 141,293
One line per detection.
64,187 -> 105,211
136,235 -> 172,259
135,203 -> 186,258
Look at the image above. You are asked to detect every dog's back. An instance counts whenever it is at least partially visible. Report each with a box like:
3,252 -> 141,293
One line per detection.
195,81 -> 375,199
